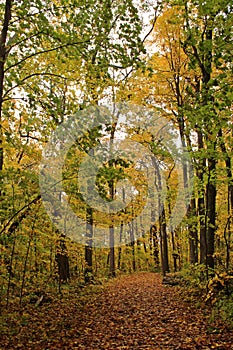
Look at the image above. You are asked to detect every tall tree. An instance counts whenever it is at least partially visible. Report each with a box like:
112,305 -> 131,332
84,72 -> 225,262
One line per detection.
181,0 -> 233,270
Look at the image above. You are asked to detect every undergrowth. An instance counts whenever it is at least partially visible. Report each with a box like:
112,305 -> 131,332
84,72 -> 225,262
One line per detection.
179,264 -> 233,326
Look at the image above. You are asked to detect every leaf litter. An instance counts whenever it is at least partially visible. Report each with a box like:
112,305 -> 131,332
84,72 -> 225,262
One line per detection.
1,273 -> 232,349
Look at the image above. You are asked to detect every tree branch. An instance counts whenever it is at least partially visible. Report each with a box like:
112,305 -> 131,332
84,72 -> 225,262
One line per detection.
3,72 -> 67,99
4,39 -> 90,73
0,194 -> 41,236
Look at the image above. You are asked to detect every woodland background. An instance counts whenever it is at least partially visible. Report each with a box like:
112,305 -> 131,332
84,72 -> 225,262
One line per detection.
0,0 -> 233,323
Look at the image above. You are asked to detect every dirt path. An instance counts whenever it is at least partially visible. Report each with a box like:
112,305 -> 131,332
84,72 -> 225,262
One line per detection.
1,273 -> 232,349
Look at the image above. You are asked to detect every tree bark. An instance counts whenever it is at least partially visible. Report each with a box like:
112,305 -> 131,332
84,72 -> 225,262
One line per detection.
206,156 -> 217,270
109,225 -> 115,276
0,0 -> 12,171
56,235 -> 70,283
150,224 -> 159,267
84,206 -> 93,283
160,207 -> 169,273
108,123 -> 117,277
188,198 -> 198,263
153,159 -> 169,274
197,131 -> 207,265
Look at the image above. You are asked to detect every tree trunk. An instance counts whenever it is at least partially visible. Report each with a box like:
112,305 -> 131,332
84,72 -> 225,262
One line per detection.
84,145 -> 94,283
129,222 -> 136,272
108,123 -> 117,277
117,222 -> 123,270
188,198 -> 198,263
0,0 -> 12,171
218,129 -> 233,271
118,188 -> 125,270
153,159 -> 169,274
150,224 -> 159,267
206,156 -> 217,270
56,235 -> 70,283
160,207 -> 169,273
84,206 -> 93,283
109,225 -> 115,277
197,130 -> 207,264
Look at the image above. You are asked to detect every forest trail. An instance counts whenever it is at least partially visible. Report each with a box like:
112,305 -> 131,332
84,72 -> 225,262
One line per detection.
1,273 -> 232,350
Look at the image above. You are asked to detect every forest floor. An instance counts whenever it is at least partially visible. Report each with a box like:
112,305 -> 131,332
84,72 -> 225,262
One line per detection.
0,272 -> 232,350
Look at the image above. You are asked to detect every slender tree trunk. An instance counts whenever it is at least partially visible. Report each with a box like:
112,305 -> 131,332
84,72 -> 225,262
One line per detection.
20,234 -> 32,306
150,224 -> 159,267
169,214 -> 179,272
6,233 -> 16,308
84,207 -> 93,283
206,156 -> 217,270
108,123 -> 117,277
109,178 -> 115,277
153,159 -> 169,274
84,146 -> 94,283
150,199 -> 159,267
178,113 -> 196,263
175,73 -> 199,264
226,177 -> 233,272
109,225 -> 115,276
0,0 -> 12,171
118,187 -> 125,270
197,130 -> 207,264
167,166 -> 180,271
160,207 -> 169,273
20,211 -> 39,305
218,129 -> 233,271
188,198 -> 198,263
117,222 -> 123,270
129,222 -> 136,272
202,27 -> 217,271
